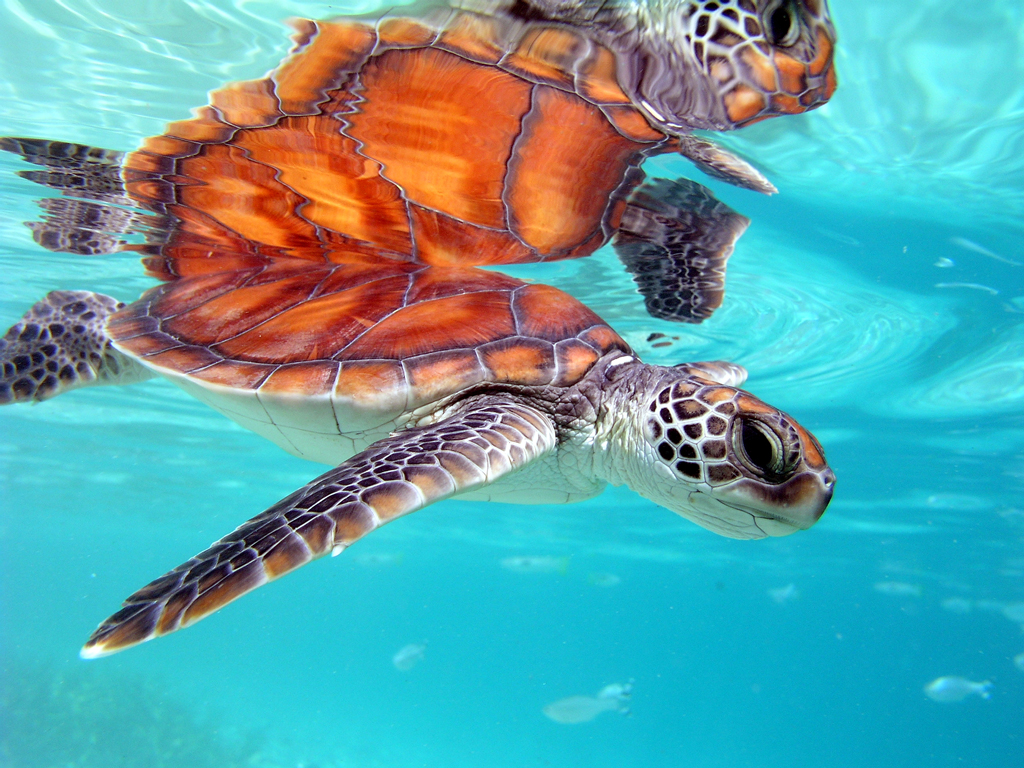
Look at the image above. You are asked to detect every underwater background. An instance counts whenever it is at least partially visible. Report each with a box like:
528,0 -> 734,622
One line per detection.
1,1 -> 1022,766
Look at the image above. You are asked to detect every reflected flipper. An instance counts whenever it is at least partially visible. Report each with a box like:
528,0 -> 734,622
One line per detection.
677,135 -> 776,195
613,178 -> 750,323
81,398 -> 556,657
0,137 -> 127,200
673,361 -> 748,387
1,137 -> 164,255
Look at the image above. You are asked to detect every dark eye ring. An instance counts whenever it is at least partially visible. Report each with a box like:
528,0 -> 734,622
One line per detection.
765,0 -> 800,47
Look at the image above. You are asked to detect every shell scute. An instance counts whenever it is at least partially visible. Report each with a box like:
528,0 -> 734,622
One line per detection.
578,324 -> 629,356
512,284 -> 610,343
434,11 -> 508,64
187,359 -> 275,390
404,349 -> 488,406
552,338 -> 601,387
209,78 -> 282,129
164,106 -> 235,145
574,45 -> 632,105
345,47 -> 531,230
337,290 -> 517,362
332,359 -> 408,404
479,337 -> 556,386
140,344 -> 222,373
258,361 -> 340,397
213,274 -> 413,364
231,114 -> 414,256
124,177 -> 175,206
144,268 -> 266,319
407,206 -> 534,266
376,17 -> 438,49
163,268 -> 331,347
505,86 -> 645,255
106,310 -> 159,340
273,20 -> 376,115
500,26 -> 588,89
127,146 -> 188,174
113,331 -> 179,357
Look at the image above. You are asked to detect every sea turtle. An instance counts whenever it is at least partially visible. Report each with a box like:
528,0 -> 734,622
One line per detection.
4,0 -> 837,322
0,256 -> 834,657
0,0 -> 837,658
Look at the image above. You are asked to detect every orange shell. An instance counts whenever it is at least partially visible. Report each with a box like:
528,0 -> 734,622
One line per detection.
121,10 -> 676,279
109,263 -> 630,405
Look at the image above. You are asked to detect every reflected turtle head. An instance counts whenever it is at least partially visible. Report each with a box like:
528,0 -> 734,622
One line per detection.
519,0 -> 838,131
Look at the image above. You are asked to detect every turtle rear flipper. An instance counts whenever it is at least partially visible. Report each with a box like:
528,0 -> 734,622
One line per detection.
81,397 -> 557,657
614,178 -> 750,323
0,291 -> 152,404
1,137 -> 163,255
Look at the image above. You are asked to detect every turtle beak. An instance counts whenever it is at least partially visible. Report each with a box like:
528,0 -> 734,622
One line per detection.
729,466 -> 836,537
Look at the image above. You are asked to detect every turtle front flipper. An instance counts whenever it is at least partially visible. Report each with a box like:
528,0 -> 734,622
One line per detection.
0,291 -> 153,404
676,135 -> 777,196
613,178 -> 750,323
1,137 -> 159,255
80,398 -> 557,657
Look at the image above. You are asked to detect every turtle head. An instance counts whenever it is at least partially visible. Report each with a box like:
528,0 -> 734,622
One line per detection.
606,358 -> 834,539
626,0 -> 838,131
508,0 -> 837,132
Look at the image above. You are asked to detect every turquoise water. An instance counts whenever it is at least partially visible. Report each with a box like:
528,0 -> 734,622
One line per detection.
1,1 -> 1023,766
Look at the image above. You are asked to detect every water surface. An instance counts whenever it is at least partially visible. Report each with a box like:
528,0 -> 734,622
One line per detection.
1,2 -> 1023,766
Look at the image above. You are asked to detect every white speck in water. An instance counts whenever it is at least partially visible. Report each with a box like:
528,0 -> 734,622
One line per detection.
934,257 -> 954,267
500,555 -> 570,574
940,597 -> 972,614
874,581 -> 922,597
543,681 -> 632,724
924,676 -> 992,703
768,583 -> 800,604
935,282 -> 999,295
354,552 -> 404,566
1001,602 -> 1024,624
392,643 -> 426,671
949,236 -> 1021,266
587,572 -> 621,588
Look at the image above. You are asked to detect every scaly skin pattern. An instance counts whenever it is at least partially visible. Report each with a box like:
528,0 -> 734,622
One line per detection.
580,354 -> 834,539
81,398 -> 557,657
0,291 -> 152,403
474,0 -> 837,131
79,352 -> 832,657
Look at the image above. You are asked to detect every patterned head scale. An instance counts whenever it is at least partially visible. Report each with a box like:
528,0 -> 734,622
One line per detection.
529,0 -> 837,131
636,362 -> 834,539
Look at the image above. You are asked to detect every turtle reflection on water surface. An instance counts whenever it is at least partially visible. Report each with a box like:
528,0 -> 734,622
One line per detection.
10,0 -> 837,323
0,0 -> 836,657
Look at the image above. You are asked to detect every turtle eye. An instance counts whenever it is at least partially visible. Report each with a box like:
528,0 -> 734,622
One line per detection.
735,418 -> 787,479
764,1 -> 800,47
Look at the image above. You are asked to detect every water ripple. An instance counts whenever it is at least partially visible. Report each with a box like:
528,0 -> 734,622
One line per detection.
551,238 -> 952,411
717,0 -> 1024,233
